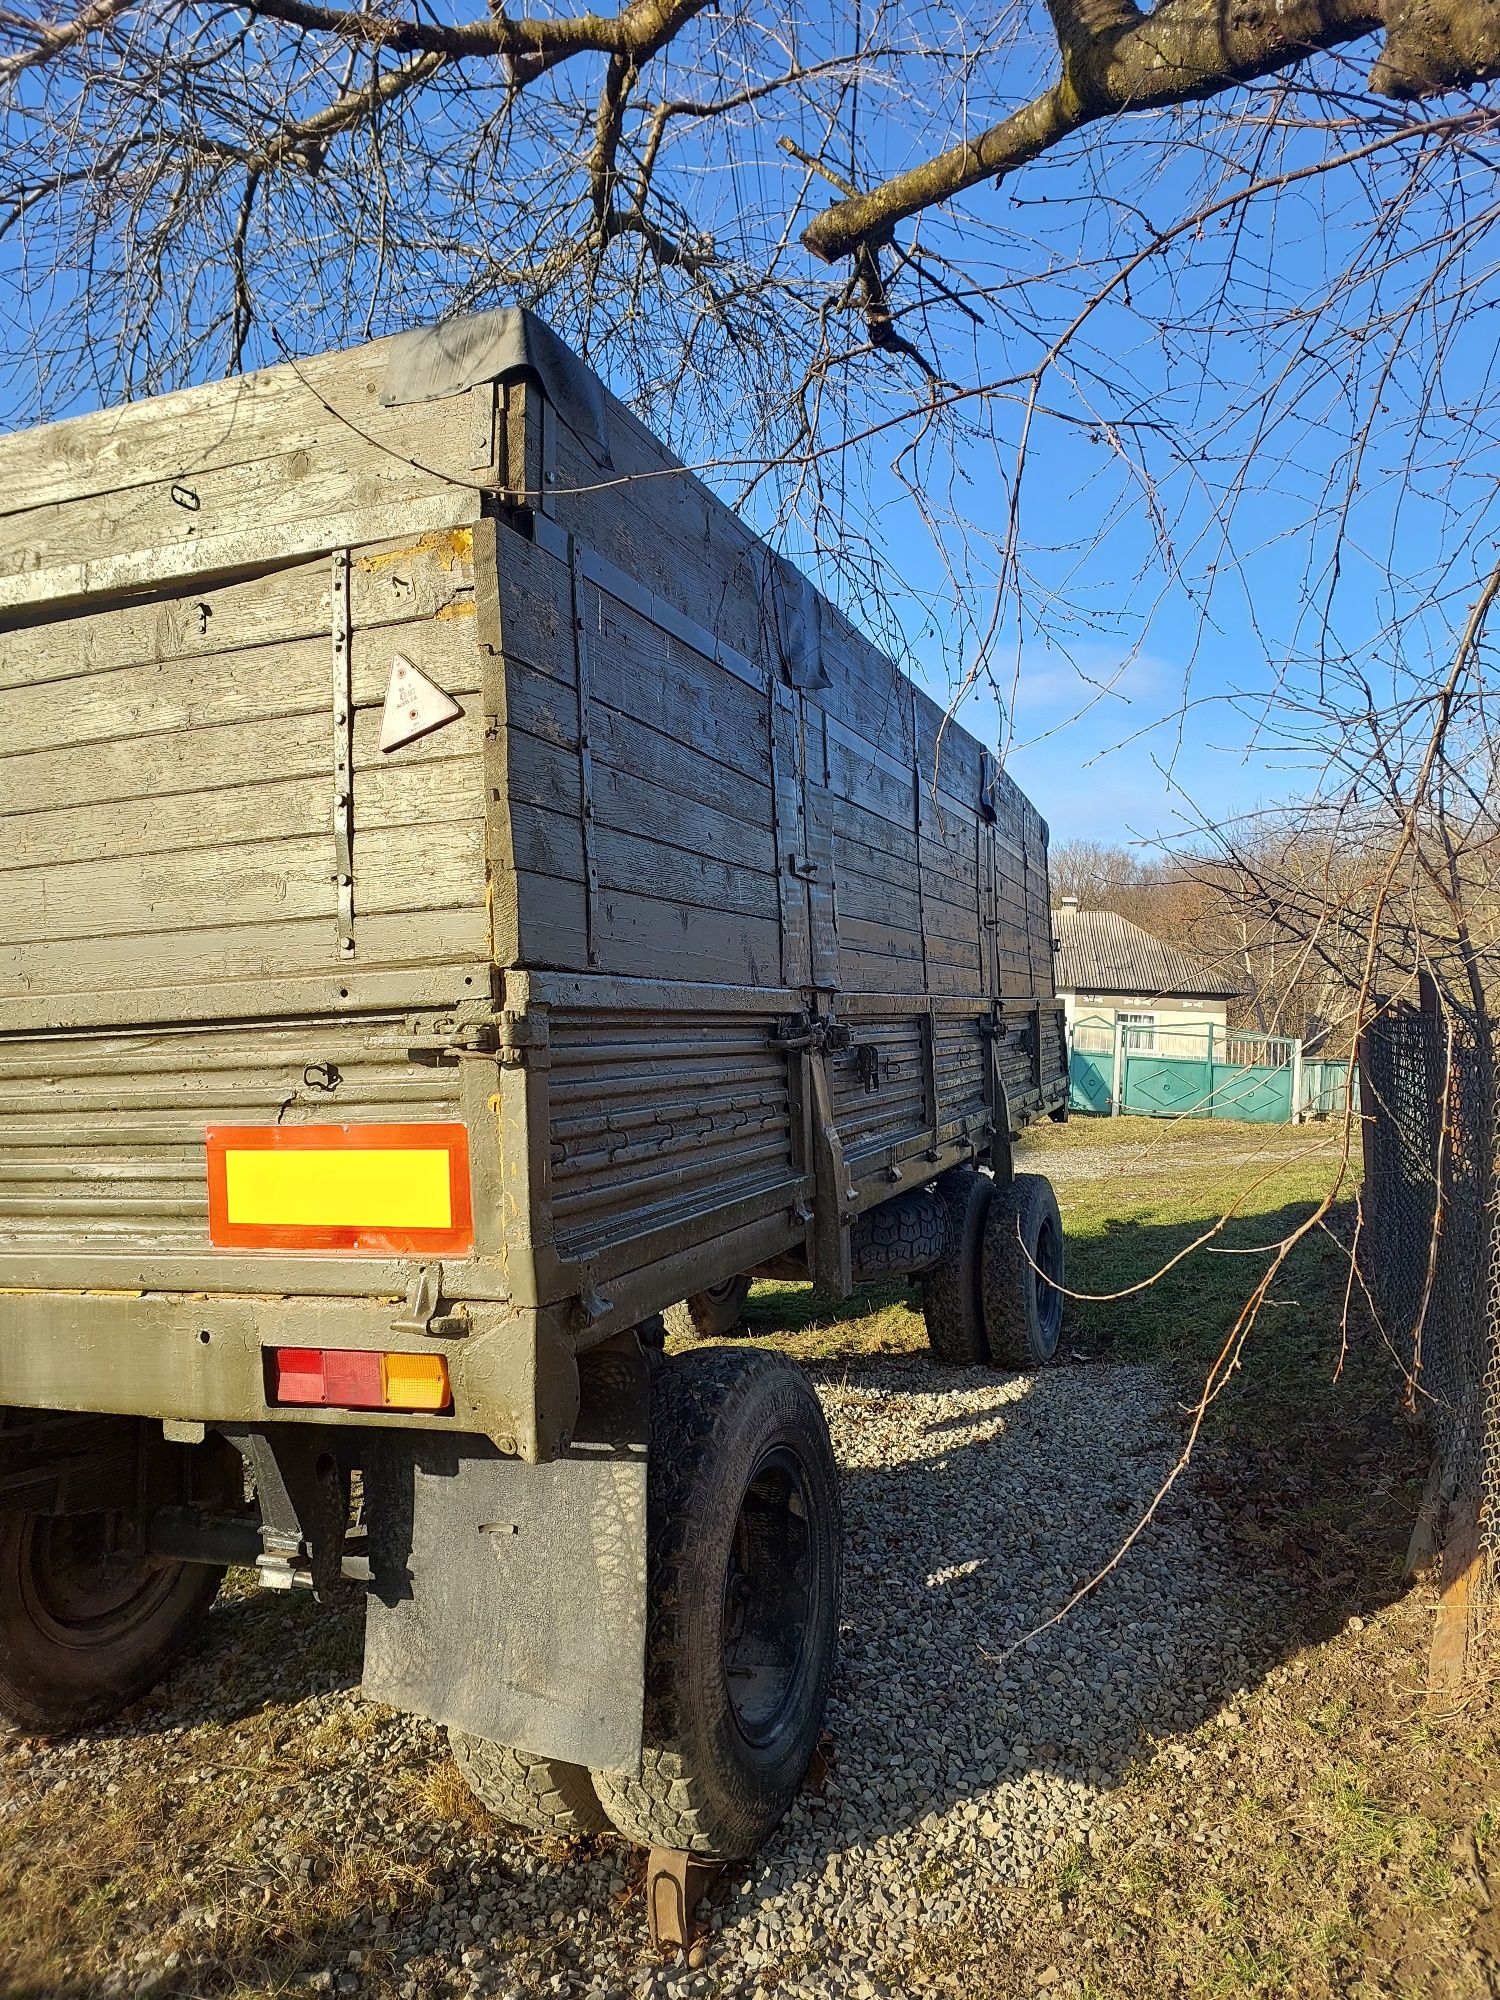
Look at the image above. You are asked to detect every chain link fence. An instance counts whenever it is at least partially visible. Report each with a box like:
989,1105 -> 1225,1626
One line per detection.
1359,994 -> 1500,1596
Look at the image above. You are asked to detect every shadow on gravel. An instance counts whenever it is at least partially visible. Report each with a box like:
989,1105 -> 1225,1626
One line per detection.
99,1581 -> 363,1744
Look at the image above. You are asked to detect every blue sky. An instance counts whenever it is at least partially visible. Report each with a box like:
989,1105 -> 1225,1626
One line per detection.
4,21 -> 1488,863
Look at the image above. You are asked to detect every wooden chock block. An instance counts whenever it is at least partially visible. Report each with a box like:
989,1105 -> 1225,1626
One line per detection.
645,1847 -> 718,1956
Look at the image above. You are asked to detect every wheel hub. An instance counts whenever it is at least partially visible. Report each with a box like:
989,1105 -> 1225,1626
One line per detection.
721,1446 -> 817,1751
19,1514 -> 176,1651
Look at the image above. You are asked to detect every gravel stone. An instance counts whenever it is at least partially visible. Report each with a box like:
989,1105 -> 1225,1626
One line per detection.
0,1349 -> 1277,1998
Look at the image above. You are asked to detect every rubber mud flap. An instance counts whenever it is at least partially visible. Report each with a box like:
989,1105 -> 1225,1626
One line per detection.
362,1432 -> 647,1774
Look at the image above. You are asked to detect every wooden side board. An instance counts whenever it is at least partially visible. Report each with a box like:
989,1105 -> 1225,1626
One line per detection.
0,521 -> 491,1015
0,320 -> 1064,1309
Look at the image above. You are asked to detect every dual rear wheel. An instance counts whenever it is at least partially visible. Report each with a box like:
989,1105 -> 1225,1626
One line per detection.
921,1166 -> 1066,1370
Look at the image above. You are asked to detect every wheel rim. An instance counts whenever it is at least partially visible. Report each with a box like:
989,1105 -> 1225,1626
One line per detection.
1034,1210 -> 1064,1354
721,1445 -> 819,1752
17,1514 -> 179,1653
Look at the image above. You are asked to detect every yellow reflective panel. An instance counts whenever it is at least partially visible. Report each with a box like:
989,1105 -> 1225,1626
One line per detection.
222,1148 -> 453,1230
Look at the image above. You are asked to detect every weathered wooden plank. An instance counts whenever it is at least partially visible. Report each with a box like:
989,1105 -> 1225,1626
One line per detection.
505,687 -> 775,827
839,946 -> 927,995
922,898 -> 983,947
0,822 -> 485,950
0,904 -> 490,998
0,635 -> 326,760
821,722 -> 914,829
0,695 -> 480,828
837,915 -> 927,962
0,712 -> 328,822
0,532 -> 476,695
0,336 -> 479,517
812,622 -> 914,761
501,870 -> 590,971
505,871 -> 781,985
594,765 -> 778,875
833,868 -> 923,934
489,524 -> 573,683
830,829 -> 920,898
546,416 -> 771,674
587,600 -> 774,788
596,826 -> 779,924
0,486 -> 480,620
508,804 -> 778,926
3,774 -> 331,871
0,620 -> 479,765
809,787 -> 918,867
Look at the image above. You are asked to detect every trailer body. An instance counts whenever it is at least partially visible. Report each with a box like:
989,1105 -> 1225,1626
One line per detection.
0,312 -> 1065,1771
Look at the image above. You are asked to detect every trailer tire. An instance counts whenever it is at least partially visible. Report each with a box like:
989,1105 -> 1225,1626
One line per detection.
664,1276 -> 752,1342
591,1346 -> 840,1859
0,1511 -> 223,1733
921,1167 -> 993,1365
448,1733 -> 609,1837
982,1172 -> 1066,1369
850,1190 -> 947,1280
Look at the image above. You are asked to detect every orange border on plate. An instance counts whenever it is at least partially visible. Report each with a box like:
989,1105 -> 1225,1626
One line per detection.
205,1123 -> 474,1255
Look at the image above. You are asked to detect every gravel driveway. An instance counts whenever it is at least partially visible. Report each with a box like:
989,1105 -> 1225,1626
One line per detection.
1,1353 -> 1271,2000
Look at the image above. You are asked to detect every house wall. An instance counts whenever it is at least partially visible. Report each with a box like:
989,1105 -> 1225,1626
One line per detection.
1060,991 -> 1232,1036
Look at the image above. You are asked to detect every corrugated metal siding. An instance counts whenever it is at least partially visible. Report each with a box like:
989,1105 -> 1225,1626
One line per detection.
934,1015 -> 987,1128
547,1010 -> 797,1263
0,1016 -> 461,1254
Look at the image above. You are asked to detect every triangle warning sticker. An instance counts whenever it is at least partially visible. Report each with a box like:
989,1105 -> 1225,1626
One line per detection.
379,653 -> 463,753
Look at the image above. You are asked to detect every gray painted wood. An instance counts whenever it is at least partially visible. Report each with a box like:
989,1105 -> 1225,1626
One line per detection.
0,320 -> 1062,1313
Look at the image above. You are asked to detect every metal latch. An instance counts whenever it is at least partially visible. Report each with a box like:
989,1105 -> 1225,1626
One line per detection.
496,1010 -> 551,1069
409,1020 -> 499,1059
854,1044 -> 882,1092
787,853 -> 822,881
392,1263 -> 469,1340
770,1017 -> 851,1056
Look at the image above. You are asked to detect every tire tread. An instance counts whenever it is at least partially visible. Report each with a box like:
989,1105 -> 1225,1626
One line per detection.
981,1171 -> 1065,1369
449,1732 -> 608,1837
921,1167 -> 992,1364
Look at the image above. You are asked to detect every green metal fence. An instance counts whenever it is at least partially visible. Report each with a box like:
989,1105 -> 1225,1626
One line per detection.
1068,1016 -> 1357,1124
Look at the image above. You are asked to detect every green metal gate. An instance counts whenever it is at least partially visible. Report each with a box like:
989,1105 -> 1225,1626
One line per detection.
1069,1018 -> 1299,1123
1068,1015 -> 1117,1115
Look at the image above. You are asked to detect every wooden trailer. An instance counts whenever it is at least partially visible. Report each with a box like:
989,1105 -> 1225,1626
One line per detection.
0,311 -> 1068,1865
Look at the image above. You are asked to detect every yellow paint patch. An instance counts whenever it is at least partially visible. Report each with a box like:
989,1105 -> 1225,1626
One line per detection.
434,599 -> 476,619
223,1148 -> 453,1230
357,526 -> 474,575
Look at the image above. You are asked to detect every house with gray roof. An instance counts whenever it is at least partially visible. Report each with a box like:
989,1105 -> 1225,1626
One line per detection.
1052,895 -> 1245,1047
